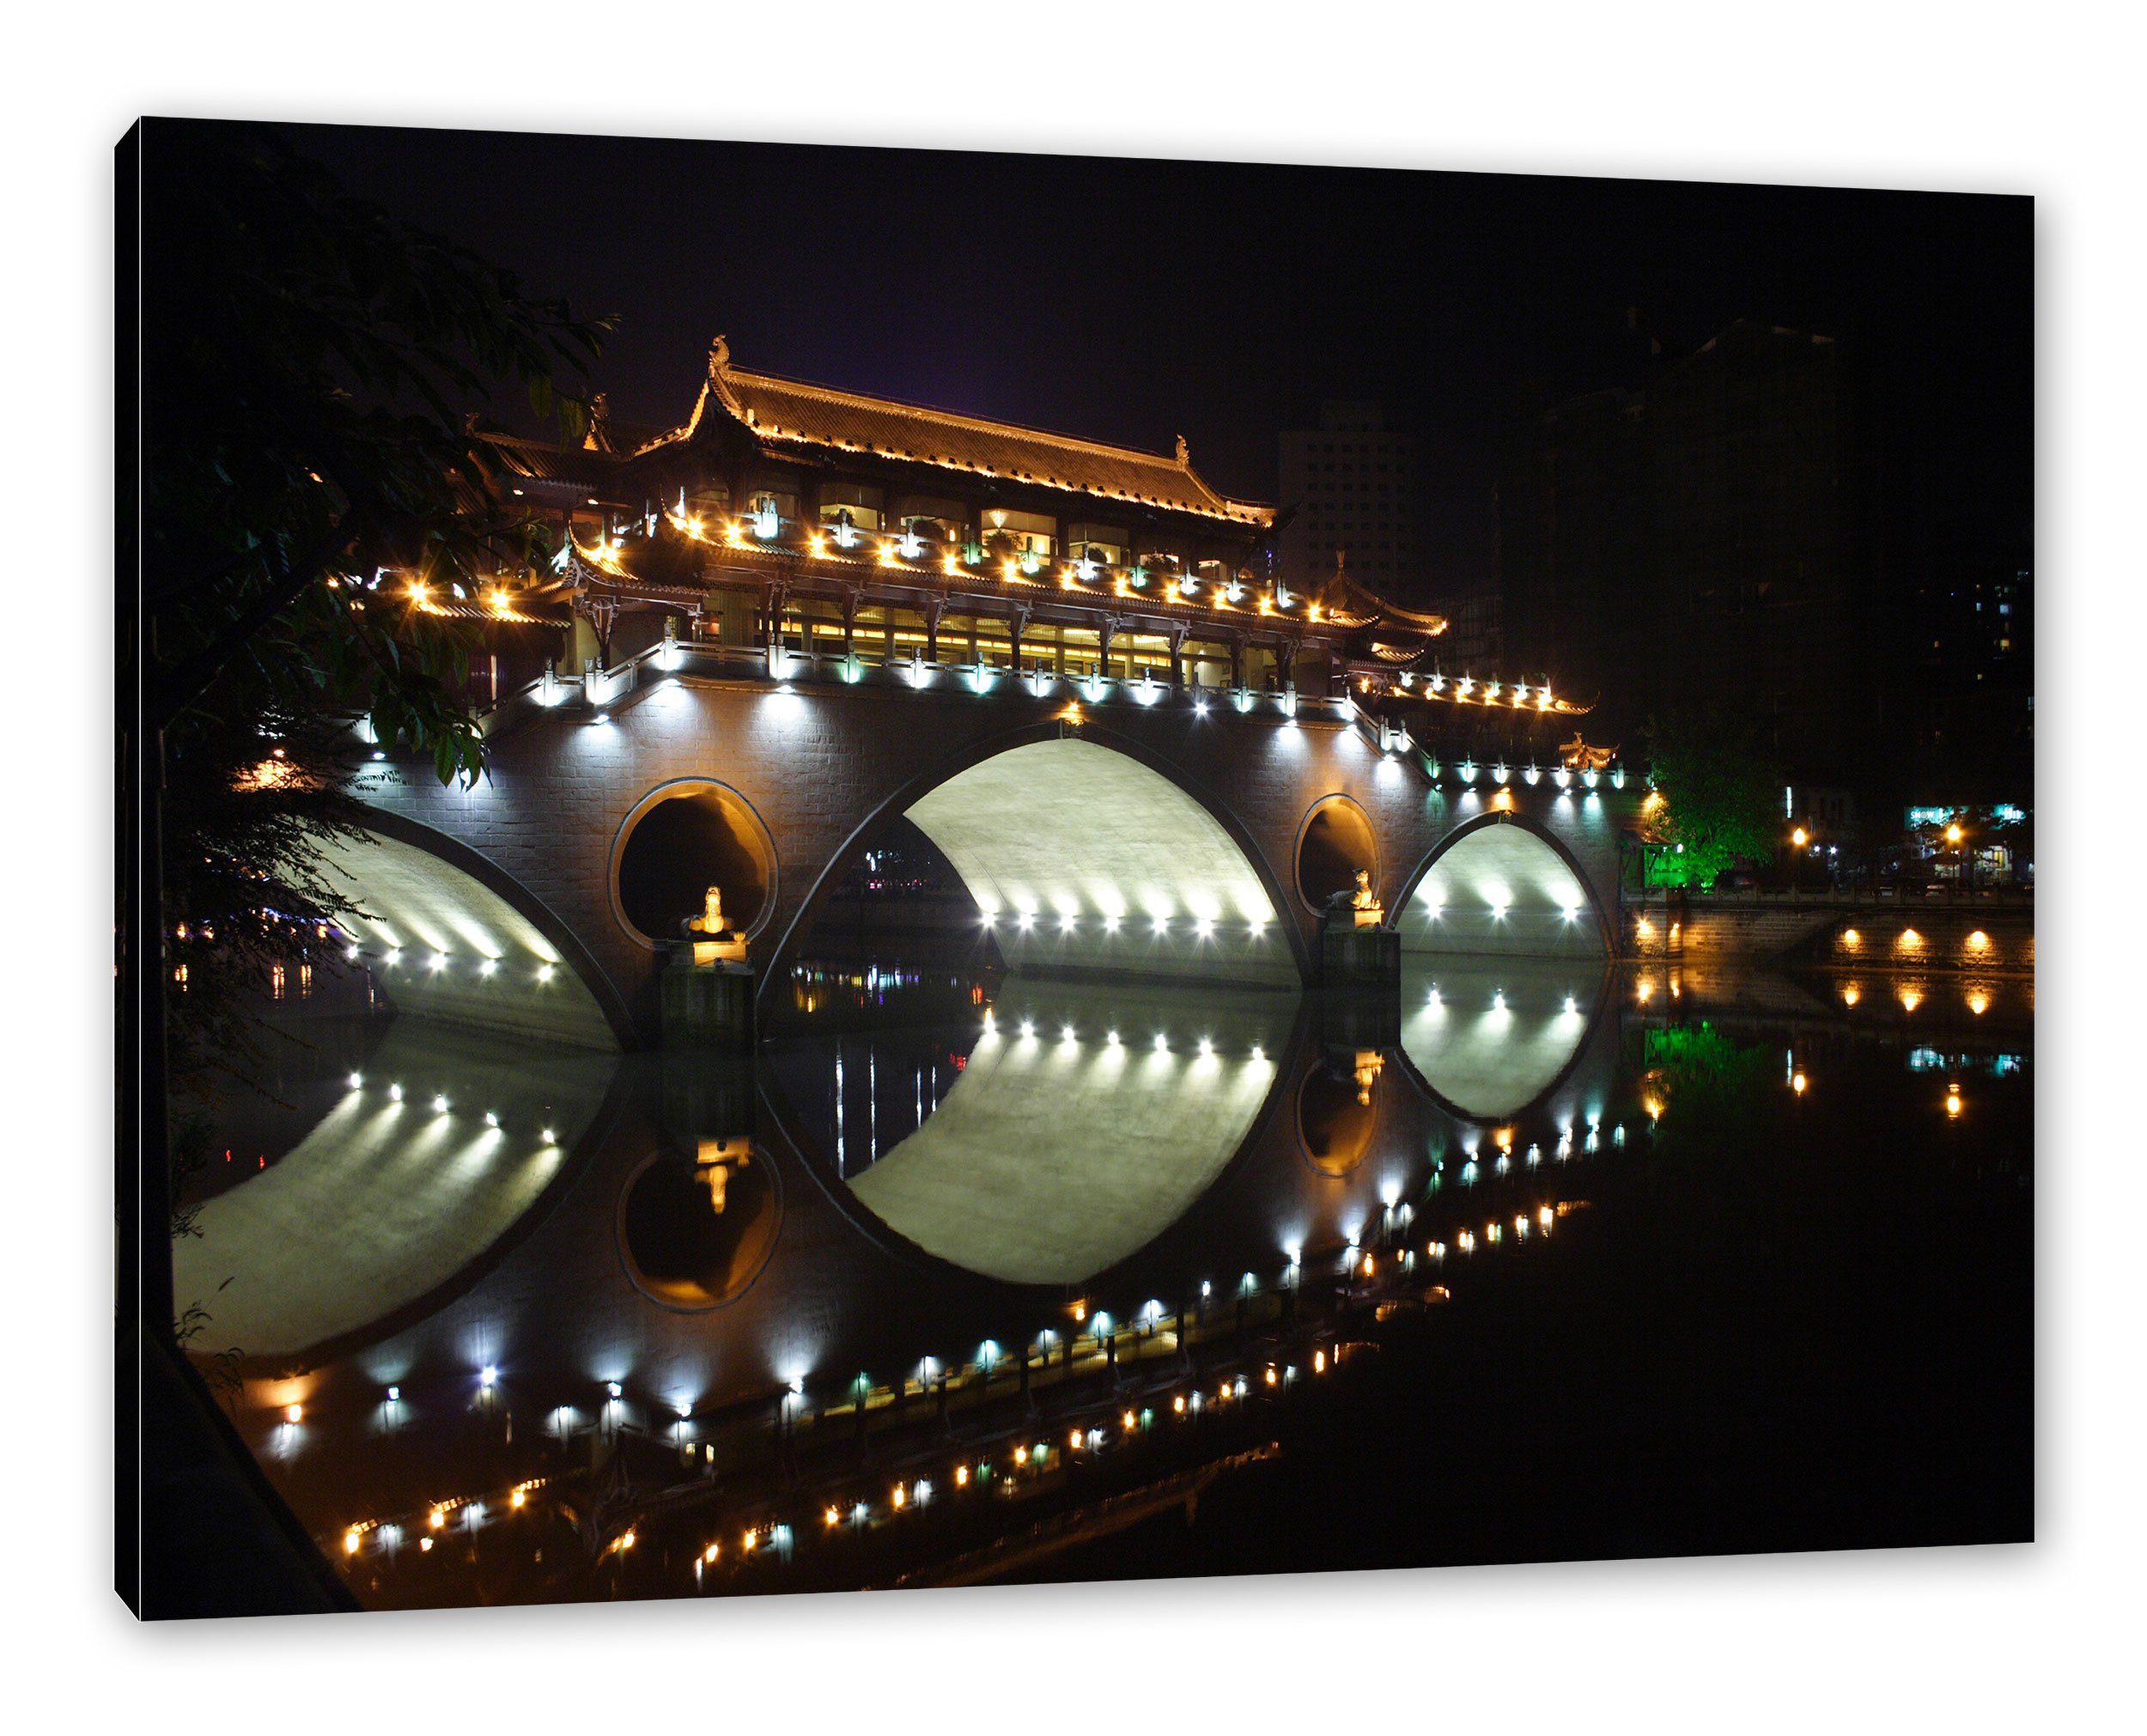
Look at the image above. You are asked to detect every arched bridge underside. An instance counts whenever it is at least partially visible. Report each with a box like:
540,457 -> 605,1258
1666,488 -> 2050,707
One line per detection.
348,674 -> 1639,1044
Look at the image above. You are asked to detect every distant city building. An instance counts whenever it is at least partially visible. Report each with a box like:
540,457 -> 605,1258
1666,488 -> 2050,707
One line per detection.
1438,583 -> 1504,675
1277,401 -> 1430,606
1903,559 -> 2034,802
1499,319 -> 1876,781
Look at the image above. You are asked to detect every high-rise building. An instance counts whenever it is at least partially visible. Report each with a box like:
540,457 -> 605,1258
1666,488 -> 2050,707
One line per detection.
1902,558 -> 2034,801
1277,401 -> 1428,605
1499,319 -> 1880,782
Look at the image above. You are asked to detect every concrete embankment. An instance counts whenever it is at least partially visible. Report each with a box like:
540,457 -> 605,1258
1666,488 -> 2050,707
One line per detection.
1627,893 -> 2033,977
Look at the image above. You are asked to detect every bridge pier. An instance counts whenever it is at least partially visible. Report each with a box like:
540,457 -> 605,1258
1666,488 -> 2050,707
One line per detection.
658,950 -> 754,1050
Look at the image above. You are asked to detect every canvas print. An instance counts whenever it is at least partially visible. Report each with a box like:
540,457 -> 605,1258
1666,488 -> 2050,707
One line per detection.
118,120 -> 2032,1617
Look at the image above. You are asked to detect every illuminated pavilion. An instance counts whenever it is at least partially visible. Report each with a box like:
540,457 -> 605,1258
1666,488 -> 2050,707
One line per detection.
476,336 -> 1578,717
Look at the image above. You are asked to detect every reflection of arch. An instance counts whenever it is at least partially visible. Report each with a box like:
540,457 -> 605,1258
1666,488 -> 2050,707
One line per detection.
763,978 -> 1301,1289
609,778 -> 778,949
1296,1061 -> 1378,1176
338,806 -> 631,1048
615,1138 -> 782,1309
175,1020 -> 623,1363
763,721 -> 1310,998
1390,810 -> 1612,960
1389,959 -> 1612,1122
1293,792 -> 1380,914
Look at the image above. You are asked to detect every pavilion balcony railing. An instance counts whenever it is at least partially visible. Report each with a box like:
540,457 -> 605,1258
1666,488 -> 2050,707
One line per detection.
684,515 -> 1257,613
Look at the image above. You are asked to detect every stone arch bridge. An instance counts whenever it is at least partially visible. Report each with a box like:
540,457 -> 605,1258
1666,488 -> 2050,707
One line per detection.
325,641 -> 1645,1049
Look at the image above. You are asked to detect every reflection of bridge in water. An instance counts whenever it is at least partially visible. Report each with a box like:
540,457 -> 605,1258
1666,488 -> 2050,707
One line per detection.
198,954 -> 1631,1600
192,952 -> 1622,1388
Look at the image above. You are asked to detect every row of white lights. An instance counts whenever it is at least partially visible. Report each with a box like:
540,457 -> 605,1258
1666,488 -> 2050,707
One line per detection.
983,909 -> 1263,938
1417,900 -> 1587,924
350,944 -> 557,983
338,1074 -> 559,1144
1418,985 -> 1589,1014
979,1009 -> 1262,1060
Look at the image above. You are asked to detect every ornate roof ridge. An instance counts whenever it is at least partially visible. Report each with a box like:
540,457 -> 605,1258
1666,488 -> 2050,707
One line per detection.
634,337 -> 1270,524
721,366 -> 1208,476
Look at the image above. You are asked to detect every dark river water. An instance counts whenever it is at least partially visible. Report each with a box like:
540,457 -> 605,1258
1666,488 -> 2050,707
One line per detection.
179,952 -> 2032,1605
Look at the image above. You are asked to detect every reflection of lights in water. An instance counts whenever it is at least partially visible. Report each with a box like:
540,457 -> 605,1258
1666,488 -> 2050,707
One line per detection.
1945,1084 -> 1963,1118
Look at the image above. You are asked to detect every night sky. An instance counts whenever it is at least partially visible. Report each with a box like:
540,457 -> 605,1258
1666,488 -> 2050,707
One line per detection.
279,124 -> 2032,592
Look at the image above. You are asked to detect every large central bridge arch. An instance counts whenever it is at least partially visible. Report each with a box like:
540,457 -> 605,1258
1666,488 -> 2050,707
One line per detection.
767,722 -> 1308,992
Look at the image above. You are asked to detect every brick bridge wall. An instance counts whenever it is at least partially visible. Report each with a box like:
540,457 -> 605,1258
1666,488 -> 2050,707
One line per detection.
355,669 -> 1641,1045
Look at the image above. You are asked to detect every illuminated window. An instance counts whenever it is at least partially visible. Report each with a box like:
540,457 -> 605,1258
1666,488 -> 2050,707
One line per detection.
982,507 -> 1055,560
817,483 -> 883,532
1064,523 -> 1128,567
748,489 -> 799,527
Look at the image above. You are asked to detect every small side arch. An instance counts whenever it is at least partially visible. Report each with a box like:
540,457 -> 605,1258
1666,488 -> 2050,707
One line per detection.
608,776 -> 781,951
1390,810 -> 1613,960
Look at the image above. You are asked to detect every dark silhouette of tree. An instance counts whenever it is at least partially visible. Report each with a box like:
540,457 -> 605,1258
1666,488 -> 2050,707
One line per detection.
123,119 -> 613,1341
